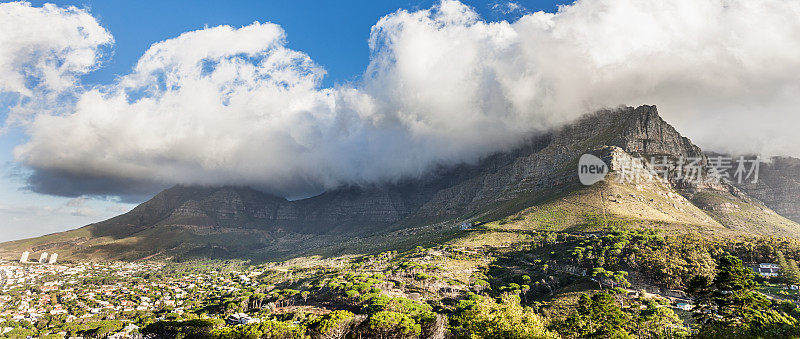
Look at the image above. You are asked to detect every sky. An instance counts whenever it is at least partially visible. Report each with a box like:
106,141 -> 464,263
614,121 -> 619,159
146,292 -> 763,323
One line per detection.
1,0 -> 800,242
0,0 -> 566,241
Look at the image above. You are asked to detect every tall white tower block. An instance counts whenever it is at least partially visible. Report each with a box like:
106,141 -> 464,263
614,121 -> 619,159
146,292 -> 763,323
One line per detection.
48,253 -> 58,264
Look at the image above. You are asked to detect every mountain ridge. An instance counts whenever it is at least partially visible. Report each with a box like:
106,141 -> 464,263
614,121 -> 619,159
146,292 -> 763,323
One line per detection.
3,105 -> 799,261
730,156 -> 800,224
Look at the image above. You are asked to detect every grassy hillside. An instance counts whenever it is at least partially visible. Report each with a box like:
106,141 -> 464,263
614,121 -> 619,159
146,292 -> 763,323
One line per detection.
3,170 -> 798,263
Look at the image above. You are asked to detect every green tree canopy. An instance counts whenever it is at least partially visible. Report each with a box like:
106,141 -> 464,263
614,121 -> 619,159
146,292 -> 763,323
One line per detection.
688,255 -> 799,337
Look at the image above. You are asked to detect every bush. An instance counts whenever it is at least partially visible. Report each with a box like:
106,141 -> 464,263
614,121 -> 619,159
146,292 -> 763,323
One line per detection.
211,319 -> 306,339
367,311 -> 420,338
307,310 -> 354,338
450,294 -> 556,339
4,327 -> 36,338
143,319 -> 224,339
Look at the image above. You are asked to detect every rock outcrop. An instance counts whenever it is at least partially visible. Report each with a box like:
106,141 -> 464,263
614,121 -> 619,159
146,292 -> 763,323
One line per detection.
88,105 -> 766,235
4,105 -> 799,260
89,105 -> 702,237
733,156 -> 800,223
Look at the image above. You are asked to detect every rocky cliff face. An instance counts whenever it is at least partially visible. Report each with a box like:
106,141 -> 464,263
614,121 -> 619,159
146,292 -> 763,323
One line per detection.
4,105 -> 798,260
82,105 -> 731,236
609,106 -> 704,159
733,156 -> 800,223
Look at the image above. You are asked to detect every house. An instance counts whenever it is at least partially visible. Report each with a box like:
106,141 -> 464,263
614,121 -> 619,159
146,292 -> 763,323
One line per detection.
753,263 -> 780,277
675,303 -> 692,311
459,222 -> 473,230
106,323 -> 140,338
226,313 -> 261,325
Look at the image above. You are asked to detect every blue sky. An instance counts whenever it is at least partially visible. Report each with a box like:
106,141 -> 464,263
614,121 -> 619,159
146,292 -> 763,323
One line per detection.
27,0 -> 565,87
0,0 -> 568,241
3,0 -> 799,243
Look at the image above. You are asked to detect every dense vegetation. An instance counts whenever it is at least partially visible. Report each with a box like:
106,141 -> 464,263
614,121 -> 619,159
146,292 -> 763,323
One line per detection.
8,225 -> 800,338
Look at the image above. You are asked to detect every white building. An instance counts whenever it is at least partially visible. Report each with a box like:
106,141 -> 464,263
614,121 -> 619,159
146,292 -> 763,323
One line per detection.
754,263 -> 780,277
226,313 -> 261,325
19,251 -> 29,263
48,253 -> 58,264
39,252 -> 48,263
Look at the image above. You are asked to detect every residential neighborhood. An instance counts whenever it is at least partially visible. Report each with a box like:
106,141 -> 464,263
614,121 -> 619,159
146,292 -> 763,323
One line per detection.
0,258 -> 263,337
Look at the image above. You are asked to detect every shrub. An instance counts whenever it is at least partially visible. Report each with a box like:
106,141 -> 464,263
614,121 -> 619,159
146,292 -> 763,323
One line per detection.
367,311 -> 420,338
212,319 -> 306,339
307,310 -> 354,338
450,294 -> 556,339
143,319 -> 224,339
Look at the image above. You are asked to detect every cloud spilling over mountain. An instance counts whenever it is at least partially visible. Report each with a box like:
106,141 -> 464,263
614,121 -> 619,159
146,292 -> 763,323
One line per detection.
3,0 -> 800,199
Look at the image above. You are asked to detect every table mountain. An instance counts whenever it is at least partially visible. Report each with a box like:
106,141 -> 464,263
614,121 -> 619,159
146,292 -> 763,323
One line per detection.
2,105 -> 798,261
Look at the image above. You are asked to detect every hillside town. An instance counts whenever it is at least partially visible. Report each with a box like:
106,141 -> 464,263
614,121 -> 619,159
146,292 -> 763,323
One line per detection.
3,232 -> 800,339
0,255 -> 263,338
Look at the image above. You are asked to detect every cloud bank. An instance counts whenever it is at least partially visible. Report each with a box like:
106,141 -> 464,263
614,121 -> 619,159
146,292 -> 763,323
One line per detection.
3,0 -> 800,200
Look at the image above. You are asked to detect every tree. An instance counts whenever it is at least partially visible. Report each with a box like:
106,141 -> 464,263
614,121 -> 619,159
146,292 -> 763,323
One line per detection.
450,294 -> 557,338
561,292 -> 632,338
473,279 -> 490,294
636,298 -> 686,338
611,271 -> 631,289
521,275 -> 532,285
591,268 -> 630,289
4,328 -> 36,338
143,319 -> 224,339
366,311 -> 420,339
212,319 -> 306,339
521,284 -> 531,303
308,310 -> 354,339
507,282 -> 521,295
687,255 -> 798,337
776,251 -> 800,285
591,267 -> 609,289
777,251 -> 789,276
785,259 -> 800,285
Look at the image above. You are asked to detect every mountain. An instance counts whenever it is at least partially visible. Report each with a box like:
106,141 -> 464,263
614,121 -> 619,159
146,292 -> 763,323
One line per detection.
730,156 -> 800,224
2,105 -> 799,261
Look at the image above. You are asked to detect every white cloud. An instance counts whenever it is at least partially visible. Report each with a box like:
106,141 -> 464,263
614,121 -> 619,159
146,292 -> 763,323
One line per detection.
0,1 -> 112,126
491,2 -> 527,15
6,0 -> 800,199
64,196 -> 97,216
14,21 -> 346,195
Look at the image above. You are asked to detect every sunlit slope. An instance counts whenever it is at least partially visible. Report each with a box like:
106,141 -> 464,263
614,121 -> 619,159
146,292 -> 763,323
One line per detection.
3,105 -> 799,262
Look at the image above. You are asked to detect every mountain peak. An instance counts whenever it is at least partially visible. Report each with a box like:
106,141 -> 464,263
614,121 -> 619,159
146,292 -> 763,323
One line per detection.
607,105 -> 703,159
4,105 -> 799,261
